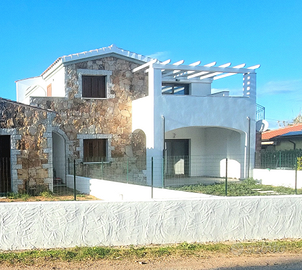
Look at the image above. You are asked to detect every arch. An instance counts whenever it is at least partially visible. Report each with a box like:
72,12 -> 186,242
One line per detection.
52,131 -> 67,185
131,129 -> 146,170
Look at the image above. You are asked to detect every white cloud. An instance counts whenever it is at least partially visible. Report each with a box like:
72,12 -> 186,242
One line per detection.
147,51 -> 170,61
259,79 -> 302,95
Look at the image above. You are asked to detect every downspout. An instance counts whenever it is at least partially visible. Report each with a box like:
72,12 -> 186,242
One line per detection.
247,117 -> 251,178
162,115 -> 165,187
288,140 -> 296,150
162,115 -> 165,156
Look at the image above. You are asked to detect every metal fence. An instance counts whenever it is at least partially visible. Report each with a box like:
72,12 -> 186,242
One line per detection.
69,155 -> 241,188
1,152 -> 301,200
257,149 -> 302,169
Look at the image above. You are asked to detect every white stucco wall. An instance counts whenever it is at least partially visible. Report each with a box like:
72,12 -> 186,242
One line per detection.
253,169 -> 302,189
0,195 -> 301,250
44,66 -> 65,97
190,82 -> 211,96
66,175 -> 213,201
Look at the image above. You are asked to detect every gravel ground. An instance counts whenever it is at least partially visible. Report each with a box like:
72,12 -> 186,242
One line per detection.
0,253 -> 301,269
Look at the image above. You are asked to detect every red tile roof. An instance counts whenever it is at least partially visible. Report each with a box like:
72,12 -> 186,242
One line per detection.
262,123 -> 302,140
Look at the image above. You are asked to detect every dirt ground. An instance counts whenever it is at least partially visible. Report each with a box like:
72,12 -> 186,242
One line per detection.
0,253 -> 301,270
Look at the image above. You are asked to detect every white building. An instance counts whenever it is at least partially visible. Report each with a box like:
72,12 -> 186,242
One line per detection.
16,45 -> 260,187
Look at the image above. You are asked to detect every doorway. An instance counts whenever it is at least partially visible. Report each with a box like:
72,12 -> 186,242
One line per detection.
0,135 -> 11,193
52,132 -> 66,185
165,139 -> 189,176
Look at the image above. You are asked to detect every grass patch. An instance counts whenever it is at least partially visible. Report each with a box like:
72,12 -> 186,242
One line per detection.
173,178 -> 302,196
0,239 -> 302,265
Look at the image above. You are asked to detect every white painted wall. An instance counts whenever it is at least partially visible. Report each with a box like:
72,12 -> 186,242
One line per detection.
190,82 -> 211,96
253,169 -> 302,189
0,195 -> 301,250
66,175 -> 213,200
44,66 -> 65,97
16,77 -> 45,104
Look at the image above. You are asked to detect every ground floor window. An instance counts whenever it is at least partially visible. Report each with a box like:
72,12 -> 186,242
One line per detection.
83,139 -> 107,162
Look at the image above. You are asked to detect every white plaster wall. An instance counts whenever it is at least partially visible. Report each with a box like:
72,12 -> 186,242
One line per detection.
16,77 -> 45,104
44,66 -> 65,97
132,96 -> 154,148
190,82 -> 211,96
0,195 -> 302,250
66,175 -> 213,201
253,169 -> 302,189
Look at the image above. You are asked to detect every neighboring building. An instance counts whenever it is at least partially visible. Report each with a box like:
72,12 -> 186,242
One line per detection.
3,44 -> 260,192
261,123 -> 302,151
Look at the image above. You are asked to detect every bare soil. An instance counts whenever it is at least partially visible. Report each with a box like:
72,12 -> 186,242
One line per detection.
0,252 -> 301,269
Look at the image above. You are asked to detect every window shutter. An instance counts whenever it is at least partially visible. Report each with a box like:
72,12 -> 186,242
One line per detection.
47,84 -> 52,97
82,76 -> 106,98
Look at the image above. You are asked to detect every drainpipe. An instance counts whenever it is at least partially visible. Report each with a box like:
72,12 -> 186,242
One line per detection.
289,140 -> 296,150
247,117 -> 251,178
162,115 -> 165,157
162,115 -> 165,188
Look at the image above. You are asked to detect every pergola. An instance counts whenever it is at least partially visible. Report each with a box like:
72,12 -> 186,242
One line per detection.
133,58 -> 260,82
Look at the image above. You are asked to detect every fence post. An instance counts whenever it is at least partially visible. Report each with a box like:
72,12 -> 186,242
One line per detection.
127,158 -> 129,184
151,157 -> 154,199
225,158 -> 228,196
162,157 -> 164,188
73,160 -> 77,201
295,157 -> 298,195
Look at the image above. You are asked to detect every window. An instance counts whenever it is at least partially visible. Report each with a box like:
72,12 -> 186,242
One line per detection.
162,83 -> 189,95
82,76 -> 106,98
83,139 -> 107,162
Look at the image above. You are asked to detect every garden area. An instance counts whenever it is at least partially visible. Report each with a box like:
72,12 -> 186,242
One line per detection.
173,178 -> 302,196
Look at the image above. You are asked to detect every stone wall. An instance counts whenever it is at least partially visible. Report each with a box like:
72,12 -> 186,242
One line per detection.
31,56 -> 148,161
0,99 -> 54,192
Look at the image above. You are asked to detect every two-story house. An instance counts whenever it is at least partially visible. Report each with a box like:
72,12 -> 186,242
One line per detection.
7,44 -> 260,192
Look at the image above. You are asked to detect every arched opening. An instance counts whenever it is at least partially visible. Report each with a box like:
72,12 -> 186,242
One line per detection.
126,129 -> 147,184
164,126 -> 244,186
52,132 -> 66,185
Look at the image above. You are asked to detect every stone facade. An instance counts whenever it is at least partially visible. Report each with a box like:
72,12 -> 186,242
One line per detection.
1,56 -> 148,193
0,99 -> 54,192
31,56 -> 148,161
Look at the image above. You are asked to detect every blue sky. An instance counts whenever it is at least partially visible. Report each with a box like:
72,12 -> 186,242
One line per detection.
0,0 -> 301,129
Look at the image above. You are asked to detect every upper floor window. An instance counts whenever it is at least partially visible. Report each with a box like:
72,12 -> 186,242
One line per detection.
82,76 -> 106,98
162,83 -> 189,95
77,69 -> 114,99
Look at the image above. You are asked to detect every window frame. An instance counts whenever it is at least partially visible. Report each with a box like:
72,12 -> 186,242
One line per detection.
83,138 -> 107,162
82,75 -> 106,98
77,69 -> 114,99
77,134 -> 112,164
162,83 -> 189,95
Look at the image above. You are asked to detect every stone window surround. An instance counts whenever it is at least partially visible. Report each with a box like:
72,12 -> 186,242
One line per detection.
77,134 -> 113,163
76,69 -> 115,99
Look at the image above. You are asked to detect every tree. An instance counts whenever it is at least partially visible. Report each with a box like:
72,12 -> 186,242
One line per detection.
293,112 -> 302,124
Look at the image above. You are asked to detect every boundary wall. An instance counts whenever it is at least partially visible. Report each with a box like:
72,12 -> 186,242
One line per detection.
66,175 -> 213,200
0,195 -> 302,250
254,169 -> 302,189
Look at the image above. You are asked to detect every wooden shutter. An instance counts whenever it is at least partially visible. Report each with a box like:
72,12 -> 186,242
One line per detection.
47,84 -> 52,97
83,139 -> 107,162
82,76 -> 106,98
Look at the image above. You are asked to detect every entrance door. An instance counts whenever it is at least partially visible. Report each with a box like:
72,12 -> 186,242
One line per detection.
0,136 -> 11,193
165,139 -> 189,176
